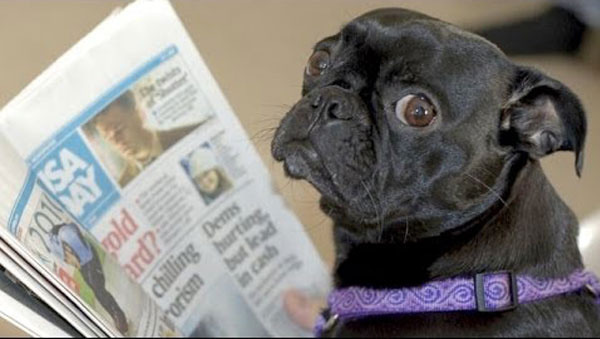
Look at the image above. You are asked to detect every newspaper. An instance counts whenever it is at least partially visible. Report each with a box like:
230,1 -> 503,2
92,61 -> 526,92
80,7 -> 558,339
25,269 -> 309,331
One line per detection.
0,0 -> 330,337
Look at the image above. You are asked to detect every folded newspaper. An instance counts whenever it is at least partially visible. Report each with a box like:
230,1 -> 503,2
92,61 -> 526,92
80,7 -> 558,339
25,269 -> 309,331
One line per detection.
0,0 -> 330,336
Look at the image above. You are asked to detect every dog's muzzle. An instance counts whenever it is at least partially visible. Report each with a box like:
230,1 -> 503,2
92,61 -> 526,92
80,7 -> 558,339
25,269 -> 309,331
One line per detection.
272,86 -> 371,159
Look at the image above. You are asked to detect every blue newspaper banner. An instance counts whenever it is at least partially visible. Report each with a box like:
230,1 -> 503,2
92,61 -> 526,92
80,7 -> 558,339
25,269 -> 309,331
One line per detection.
33,132 -> 119,228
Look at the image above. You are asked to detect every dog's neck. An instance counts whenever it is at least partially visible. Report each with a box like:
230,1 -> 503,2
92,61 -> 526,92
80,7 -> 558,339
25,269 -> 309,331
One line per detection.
332,160 -> 583,289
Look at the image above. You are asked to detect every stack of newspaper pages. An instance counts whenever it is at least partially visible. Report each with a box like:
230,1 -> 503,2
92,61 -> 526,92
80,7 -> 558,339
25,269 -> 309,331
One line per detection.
0,0 -> 330,336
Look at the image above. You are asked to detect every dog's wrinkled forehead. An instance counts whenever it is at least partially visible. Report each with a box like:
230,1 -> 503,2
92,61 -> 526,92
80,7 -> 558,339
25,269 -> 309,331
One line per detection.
307,8 -> 509,120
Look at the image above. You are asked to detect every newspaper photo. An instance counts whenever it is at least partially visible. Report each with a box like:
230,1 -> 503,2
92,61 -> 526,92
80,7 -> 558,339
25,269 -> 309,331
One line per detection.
0,0 -> 330,337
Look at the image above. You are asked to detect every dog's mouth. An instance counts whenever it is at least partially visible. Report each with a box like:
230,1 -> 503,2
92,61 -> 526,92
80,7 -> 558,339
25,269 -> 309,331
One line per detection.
279,141 -> 381,227
275,139 -> 346,206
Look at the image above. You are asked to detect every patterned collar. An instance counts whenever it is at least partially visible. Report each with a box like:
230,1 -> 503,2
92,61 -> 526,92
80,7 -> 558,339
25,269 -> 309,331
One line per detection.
315,270 -> 600,336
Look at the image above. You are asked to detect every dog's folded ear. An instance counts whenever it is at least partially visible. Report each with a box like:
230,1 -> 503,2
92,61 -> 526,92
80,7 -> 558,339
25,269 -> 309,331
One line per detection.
500,66 -> 587,177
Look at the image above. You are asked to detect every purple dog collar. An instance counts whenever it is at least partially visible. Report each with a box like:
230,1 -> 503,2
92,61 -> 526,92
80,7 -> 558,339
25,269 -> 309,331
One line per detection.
315,270 -> 600,336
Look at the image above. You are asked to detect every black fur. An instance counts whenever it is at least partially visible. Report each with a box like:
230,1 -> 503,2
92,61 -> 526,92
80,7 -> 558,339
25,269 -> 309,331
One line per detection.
271,8 -> 599,337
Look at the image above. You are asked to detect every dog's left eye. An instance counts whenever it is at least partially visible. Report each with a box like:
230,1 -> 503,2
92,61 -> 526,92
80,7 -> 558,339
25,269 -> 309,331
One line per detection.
395,94 -> 437,127
306,50 -> 330,76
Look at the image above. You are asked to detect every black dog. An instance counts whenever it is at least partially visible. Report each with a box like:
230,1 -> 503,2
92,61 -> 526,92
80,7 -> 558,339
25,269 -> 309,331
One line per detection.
272,8 -> 600,337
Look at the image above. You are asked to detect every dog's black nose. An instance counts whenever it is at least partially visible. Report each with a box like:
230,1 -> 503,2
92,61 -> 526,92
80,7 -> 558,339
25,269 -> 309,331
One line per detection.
310,89 -> 352,122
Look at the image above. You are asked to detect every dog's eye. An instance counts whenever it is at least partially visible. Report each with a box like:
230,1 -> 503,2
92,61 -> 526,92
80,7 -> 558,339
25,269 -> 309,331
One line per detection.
306,50 -> 330,76
395,94 -> 437,127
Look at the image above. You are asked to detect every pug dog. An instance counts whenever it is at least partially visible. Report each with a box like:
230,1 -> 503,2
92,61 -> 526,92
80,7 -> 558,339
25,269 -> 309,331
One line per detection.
272,8 -> 600,337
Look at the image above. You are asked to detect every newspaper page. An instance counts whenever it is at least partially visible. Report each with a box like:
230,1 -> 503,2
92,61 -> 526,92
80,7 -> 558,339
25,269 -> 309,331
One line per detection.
0,0 -> 330,337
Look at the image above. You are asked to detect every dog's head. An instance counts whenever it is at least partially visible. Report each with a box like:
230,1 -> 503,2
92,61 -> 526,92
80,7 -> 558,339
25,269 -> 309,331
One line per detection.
271,8 -> 586,242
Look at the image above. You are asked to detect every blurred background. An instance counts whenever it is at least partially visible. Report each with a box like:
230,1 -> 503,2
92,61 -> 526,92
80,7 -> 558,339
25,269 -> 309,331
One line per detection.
0,0 -> 599,336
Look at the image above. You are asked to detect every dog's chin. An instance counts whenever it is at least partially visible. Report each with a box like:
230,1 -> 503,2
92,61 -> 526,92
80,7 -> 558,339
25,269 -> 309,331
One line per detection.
278,140 -> 386,234
280,143 -> 345,204
319,195 -> 388,235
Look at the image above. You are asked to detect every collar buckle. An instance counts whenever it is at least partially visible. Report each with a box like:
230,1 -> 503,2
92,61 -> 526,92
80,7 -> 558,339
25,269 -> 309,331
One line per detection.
475,271 -> 519,312
585,283 -> 599,297
323,313 -> 339,331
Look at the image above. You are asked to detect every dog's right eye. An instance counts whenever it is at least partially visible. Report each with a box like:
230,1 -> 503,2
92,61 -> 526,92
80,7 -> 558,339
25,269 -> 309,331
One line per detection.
306,50 -> 330,76
395,94 -> 437,127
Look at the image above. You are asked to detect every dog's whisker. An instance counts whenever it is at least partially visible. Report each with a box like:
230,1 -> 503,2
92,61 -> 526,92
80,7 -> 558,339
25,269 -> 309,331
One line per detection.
250,128 -> 279,141
360,179 -> 384,242
373,163 -> 386,241
305,207 -> 333,233
462,172 -> 509,209
476,164 -> 497,178
280,177 -> 294,192
251,120 -> 284,129
249,126 -> 277,140
376,173 -> 385,242
403,219 -> 409,244
258,103 -> 293,109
